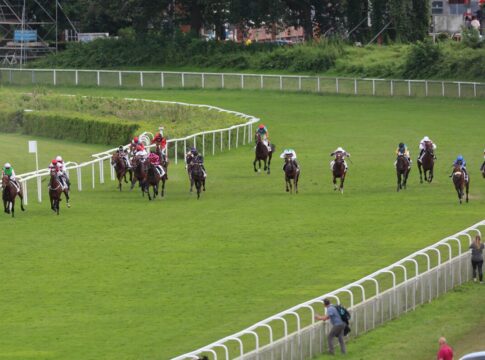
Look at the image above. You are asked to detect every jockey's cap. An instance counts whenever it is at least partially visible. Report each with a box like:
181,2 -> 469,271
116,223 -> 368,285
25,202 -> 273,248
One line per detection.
118,146 -> 123,151
56,155 -> 63,162
191,147 -> 197,153
51,159 -> 57,165
259,124 -> 265,129
134,136 -> 139,142
457,155 -> 464,161
423,136 -> 430,142
399,142 -> 404,148
4,162 -> 11,168
336,147 -> 344,152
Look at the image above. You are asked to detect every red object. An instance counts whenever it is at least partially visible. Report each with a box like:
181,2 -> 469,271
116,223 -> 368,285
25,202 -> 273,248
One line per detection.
148,153 -> 160,165
134,136 -> 139,142
51,159 -> 57,165
136,145 -> 143,151
437,345 -> 453,360
259,124 -> 265,129
151,133 -> 167,149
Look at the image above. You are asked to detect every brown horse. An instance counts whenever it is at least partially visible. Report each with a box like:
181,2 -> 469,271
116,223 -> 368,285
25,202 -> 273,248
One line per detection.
130,156 -> 148,196
111,152 -> 132,191
284,157 -> 299,194
418,143 -> 435,183
145,162 -> 161,200
396,154 -> 411,192
481,161 -> 485,178
452,164 -> 469,204
253,133 -> 274,174
2,175 -> 25,217
48,169 -> 64,215
332,153 -> 347,194
154,144 -> 168,197
190,162 -> 206,199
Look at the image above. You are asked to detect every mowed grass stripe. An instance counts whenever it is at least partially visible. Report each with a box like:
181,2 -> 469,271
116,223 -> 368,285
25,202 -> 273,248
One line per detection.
0,87 -> 484,359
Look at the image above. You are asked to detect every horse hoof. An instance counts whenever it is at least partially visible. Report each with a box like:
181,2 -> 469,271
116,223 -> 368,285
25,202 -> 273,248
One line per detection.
67,204 -> 71,208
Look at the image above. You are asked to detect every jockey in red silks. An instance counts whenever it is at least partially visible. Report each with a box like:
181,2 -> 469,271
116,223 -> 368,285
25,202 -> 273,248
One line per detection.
55,155 -> 70,190
151,126 -> 168,161
148,150 -> 165,177
130,136 -> 142,155
135,144 -> 147,161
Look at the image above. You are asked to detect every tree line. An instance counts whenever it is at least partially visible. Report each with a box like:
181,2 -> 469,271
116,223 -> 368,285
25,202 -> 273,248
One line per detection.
58,0 -> 430,42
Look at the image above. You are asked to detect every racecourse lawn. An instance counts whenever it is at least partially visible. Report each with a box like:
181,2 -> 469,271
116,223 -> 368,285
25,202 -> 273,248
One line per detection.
0,86 -> 484,360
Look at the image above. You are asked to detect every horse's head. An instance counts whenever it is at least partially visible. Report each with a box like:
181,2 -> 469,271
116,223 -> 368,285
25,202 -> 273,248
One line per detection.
50,168 -> 57,177
335,153 -> 344,163
2,175 -> 8,187
255,133 -> 262,143
111,152 -> 120,165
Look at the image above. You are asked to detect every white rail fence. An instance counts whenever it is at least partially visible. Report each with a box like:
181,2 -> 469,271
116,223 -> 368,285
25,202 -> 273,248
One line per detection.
2,68 -> 485,99
172,220 -> 485,360
14,98 -> 259,205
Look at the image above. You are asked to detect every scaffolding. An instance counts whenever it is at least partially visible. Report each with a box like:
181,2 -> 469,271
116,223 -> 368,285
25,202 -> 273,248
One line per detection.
0,0 -> 76,66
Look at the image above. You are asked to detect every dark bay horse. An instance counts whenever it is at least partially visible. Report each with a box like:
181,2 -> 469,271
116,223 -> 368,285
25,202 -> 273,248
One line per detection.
452,164 -> 469,204
481,161 -> 485,178
253,133 -> 274,174
396,154 -> 411,192
284,158 -> 299,194
145,162 -> 161,200
48,169 -> 64,215
111,152 -> 132,191
154,144 -> 168,197
332,153 -> 347,194
130,156 -> 148,196
190,162 -> 206,199
2,175 -> 25,217
418,144 -> 435,183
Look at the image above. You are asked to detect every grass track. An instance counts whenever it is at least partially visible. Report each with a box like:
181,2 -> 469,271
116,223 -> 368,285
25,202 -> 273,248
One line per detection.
1,86 -> 484,359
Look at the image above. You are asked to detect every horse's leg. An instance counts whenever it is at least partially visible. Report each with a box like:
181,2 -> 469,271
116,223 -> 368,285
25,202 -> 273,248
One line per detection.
466,180 -> 469,203
418,163 -> 423,184
10,199 -> 14,217
3,198 -> 8,214
295,174 -> 299,194
429,167 -> 434,183
333,176 -> 337,191
196,180 -> 201,199
64,191 -> 70,208
397,172 -> 401,192
404,168 -> 410,189
263,158 -> 267,171
340,175 -> 345,194
258,160 -> 262,173
161,179 -> 165,198
253,158 -> 258,173
267,153 -> 272,174
202,178 -> 206,191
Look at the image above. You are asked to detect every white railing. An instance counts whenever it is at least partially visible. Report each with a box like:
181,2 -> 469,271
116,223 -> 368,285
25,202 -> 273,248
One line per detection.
1,68 -> 485,98
15,97 -> 259,205
172,220 -> 485,360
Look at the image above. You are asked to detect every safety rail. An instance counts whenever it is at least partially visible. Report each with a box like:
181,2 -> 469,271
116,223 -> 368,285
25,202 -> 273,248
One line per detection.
14,97 -> 259,205
172,220 -> 485,360
1,68 -> 485,98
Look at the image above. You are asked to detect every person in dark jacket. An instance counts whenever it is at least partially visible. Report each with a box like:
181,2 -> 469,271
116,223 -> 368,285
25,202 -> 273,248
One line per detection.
470,235 -> 484,283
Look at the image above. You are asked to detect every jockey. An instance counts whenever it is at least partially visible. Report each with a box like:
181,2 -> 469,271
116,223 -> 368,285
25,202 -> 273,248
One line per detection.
48,159 -> 57,171
151,126 -> 168,161
256,124 -> 272,152
395,142 -> 411,167
418,136 -> 437,163
2,163 -> 20,193
55,156 -> 70,190
135,144 -> 148,161
116,145 -> 131,169
450,155 -> 468,181
330,147 -> 351,170
130,136 -> 141,155
280,148 -> 300,172
148,150 -> 165,177
191,147 -> 207,178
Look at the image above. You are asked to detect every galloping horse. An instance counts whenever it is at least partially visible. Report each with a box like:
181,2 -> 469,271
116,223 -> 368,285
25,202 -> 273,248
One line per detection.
48,169 -> 65,215
418,143 -> 435,183
111,152 -> 132,191
189,162 -> 206,199
154,144 -> 168,197
145,162 -> 161,200
396,154 -> 411,192
253,133 -> 274,174
332,153 -> 347,194
2,175 -> 24,217
481,160 -> 485,178
130,156 -> 148,196
284,158 -> 299,194
452,164 -> 469,204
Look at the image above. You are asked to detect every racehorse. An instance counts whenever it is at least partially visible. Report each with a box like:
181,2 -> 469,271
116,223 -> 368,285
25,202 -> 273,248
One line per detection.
145,162 -> 161,200
189,162 -> 206,199
332,153 -> 347,194
284,157 -> 299,194
396,154 -> 411,192
48,169 -> 66,215
481,161 -> 485,178
452,164 -> 469,204
417,143 -> 435,183
253,133 -> 274,175
154,144 -> 168,197
2,175 -> 25,217
130,156 -> 148,196
111,152 -> 132,191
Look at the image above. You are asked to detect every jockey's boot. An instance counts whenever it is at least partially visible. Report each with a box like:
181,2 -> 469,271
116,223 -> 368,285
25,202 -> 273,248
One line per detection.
10,180 -> 20,193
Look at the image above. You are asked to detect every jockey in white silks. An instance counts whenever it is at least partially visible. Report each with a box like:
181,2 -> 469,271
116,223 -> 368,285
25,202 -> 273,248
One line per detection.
135,145 -> 148,162
255,124 -> 272,152
280,148 -> 300,172
55,155 -> 70,190
418,136 -> 436,163
330,147 -> 351,171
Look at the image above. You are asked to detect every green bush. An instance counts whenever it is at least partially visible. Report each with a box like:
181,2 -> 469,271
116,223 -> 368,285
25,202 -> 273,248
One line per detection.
402,40 -> 443,78
0,110 -> 23,132
461,27 -> 483,49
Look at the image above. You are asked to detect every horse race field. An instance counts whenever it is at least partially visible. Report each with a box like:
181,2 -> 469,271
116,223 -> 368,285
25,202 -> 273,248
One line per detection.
1,86 -> 484,359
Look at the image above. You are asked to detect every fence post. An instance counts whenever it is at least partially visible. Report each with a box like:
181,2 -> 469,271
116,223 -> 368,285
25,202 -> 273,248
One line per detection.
457,82 -> 461,98
317,77 -> 321,93
175,141 -> 178,164
241,74 -> 244,89
442,81 -> 445,97
193,135 -> 196,148
202,73 -> 205,89
182,73 -> 185,88
37,175 -> 42,202
53,70 -> 57,86
183,139 -> 187,154
22,180 -> 28,205
354,78 -> 357,95
408,80 -> 411,96
425,80 -> 429,97
336,78 -> 339,94
221,74 -> 225,88
119,71 -> 122,87
260,75 -> 264,89
220,131 -> 223,152
236,127 -> 239,148
110,162 -> 115,180
243,124 -> 246,145
75,70 -> 79,86
390,80 -> 394,96
298,76 -> 302,91
228,129 -> 231,150
140,72 -> 144,87
91,163 -> 95,189
474,83 -> 477,97
161,72 -> 165,88
96,71 -> 100,86
31,70 -> 35,84
212,132 -> 216,155
202,134 -> 205,156
279,76 -> 283,91
77,167 -> 82,191
9,68 -> 12,83
372,79 -> 376,96
99,159 -> 104,184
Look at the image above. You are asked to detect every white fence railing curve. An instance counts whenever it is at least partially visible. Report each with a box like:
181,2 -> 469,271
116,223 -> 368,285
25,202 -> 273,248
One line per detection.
1,68 -> 485,99
172,220 -> 485,360
14,97 -> 259,205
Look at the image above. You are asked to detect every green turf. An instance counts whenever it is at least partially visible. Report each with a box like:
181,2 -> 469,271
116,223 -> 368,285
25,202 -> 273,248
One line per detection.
1,86 -> 484,359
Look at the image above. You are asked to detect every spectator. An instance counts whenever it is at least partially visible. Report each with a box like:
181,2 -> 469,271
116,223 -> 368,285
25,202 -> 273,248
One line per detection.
471,16 -> 481,32
315,298 -> 346,355
470,235 -> 484,283
437,337 -> 453,360
465,15 -> 472,29
477,6 -> 484,34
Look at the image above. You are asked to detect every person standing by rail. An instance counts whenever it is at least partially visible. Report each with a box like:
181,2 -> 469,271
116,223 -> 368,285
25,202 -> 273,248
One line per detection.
315,298 -> 347,355
470,235 -> 484,283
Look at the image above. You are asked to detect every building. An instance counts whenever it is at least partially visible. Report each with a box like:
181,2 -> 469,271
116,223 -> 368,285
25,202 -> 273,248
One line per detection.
431,0 -> 485,33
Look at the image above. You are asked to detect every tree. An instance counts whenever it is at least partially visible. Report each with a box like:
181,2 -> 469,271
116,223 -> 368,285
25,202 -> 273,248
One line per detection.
346,0 -> 370,41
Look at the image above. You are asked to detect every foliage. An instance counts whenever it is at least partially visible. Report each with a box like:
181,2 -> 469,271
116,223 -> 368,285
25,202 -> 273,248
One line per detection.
461,27 -> 483,49
402,40 -> 443,79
